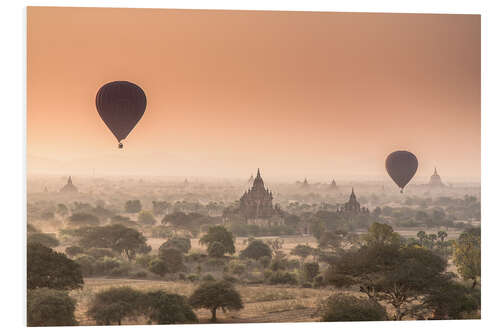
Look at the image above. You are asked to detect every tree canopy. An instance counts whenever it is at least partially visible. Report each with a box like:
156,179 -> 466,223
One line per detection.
189,281 -> 243,322
200,226 -> 235,255
240,240 -> 272,260
142,290 -> 198,324
27,243 -> 83,290
453,227 -> 481,288
87,287 -> 143,325
27,288 -> 78,326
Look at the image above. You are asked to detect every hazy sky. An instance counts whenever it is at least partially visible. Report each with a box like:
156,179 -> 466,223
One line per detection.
27,7 -> 480,182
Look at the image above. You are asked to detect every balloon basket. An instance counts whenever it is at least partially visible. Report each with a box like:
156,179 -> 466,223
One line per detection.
118,143 -> 123,149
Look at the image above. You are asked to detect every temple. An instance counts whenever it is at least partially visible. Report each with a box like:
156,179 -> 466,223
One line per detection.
338,188 -> 369,214
330,178 -> 337,189
238,169 -> 283,226
60,176 -> 78,193
429,167 -> 445,187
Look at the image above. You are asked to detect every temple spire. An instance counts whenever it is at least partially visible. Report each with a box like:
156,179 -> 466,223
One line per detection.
68,176 -> 72,185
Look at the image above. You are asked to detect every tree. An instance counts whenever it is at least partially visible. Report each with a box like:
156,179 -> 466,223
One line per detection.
56,203 -> 69,217
68,213 -> 100,226
27,288 -> 78,326
453,228 -> 481,288
291,244 -> 315,262
363,222 -> 401,247
320,293 -> 387,322
87,287 -> 143,325
28,233 -> 60,248
77,224 -> 151,261
189,281 -> 243,322
142,291 -> 198,324
160,237 -> 191,254
240,240 -> 272,260
125,200 -> 142,213
158,247 -> 184,273
148,258 -> 168,277
437,230 -> 448,244
302,262 -> 320,282
207,241 -> 226,258
152,200 -> 170,216
326,243 -> 449,320
422,280 -> 480,319
27,243 -> 83,290
138,210 -> 156,225
200,226 -> 235,255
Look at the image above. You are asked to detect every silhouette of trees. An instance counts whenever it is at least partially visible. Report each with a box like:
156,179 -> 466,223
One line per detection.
189,281 -> 243,322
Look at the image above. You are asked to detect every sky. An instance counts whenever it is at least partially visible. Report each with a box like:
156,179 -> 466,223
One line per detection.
27,7 -> 480,182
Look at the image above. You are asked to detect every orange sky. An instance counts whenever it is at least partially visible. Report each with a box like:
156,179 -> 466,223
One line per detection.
27,7 -> 480,181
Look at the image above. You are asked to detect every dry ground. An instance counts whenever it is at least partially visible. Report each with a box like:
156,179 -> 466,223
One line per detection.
71,278 -> 341,325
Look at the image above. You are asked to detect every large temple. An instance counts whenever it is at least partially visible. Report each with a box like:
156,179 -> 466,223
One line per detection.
338,188 -> 369,215
239,169 -> 283,226
429,168 -> 445,187
60,176 -> 78,193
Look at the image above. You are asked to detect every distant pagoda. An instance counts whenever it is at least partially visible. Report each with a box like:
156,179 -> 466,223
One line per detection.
302,178 -> 309,188
330,178 -> 337,189
338,188 -> 369,214
239,169 -> 283,226
429,167 -> 445,187
60,176 -> 78,193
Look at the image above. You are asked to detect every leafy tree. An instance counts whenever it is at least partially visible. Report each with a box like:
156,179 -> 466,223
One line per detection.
28,233 -> 60,248
125,200 -> 142,213
326,243 -> 449,320
86,247 -> 116,259
77,224 -> 151,261
208,241 -> 226,258
160,237 -> 191,254
240,240 -> 272,260
268,270 -> 298,285
437,230 -> 448,244
290,244 -> 315,262
152,200 -> 170,216
138,210 -> 156,225
422,280 -> 481,319
417,231 -> 427,246
27,288 -> 78,326
363,222 -> 401,247
321,293 -> 387,322
68,213 -> 100,226
148,258 -> 168,277
200,226 -> 235,255
27,243 -> 83,290
87,287 -> 143,325
110,215 -> 138,228
142,291 -> 198,324
453,228 -> 481,288
158,247 -> 184,273
189,281 -> 243,322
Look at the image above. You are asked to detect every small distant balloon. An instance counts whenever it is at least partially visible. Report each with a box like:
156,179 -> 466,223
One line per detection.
385,151 -> 418,193
95,81 -> 147,149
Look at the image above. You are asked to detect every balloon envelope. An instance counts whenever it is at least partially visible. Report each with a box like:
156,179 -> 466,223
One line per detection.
96,81 -> 147,143
385,151 -> 418,191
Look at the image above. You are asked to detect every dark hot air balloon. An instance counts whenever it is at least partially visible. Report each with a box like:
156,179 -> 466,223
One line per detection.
95,81 -> 147,149
385,151 -> 418,193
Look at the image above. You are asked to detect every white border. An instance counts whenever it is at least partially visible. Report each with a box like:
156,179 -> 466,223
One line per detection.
2,1 -> 498,332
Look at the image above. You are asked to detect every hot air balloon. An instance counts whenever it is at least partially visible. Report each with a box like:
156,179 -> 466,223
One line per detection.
95,81 -> 147,149
385,151 -> 418,193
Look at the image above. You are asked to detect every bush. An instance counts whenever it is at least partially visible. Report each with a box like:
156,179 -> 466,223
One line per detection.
132,271 -> 148,279
321,294 -> 387,322
125,200 -> 142,213
86,248 -> 115,259
187,274 -> 199,282
94,257 -> 121,276
28,232 -> 60,248
240,240 -> 272,260
65,246 -> 84,257
74,255 -> 95,276
138,210 -> 156,225
202,274 -> 216,281
27,288 -> 78,326
159,237 -> 191,254
158,247 -> 184,273
136,254 -> 154,268
268,270 -> 298,285
149,258 -> 168,277
258,256 -> 271,268
303,262 -> 320,282
223,274 -> 238,283
68,213 -> 100,226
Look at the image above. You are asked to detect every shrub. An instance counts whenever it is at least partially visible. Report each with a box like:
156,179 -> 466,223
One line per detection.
321,294 -> 387,322
187,274 -> 199,282
138,210 -> 156,225
74,255 -> 95,276
268,270 -> 298,285
125,200 -> 142,213
202,274 -> 216,281
240,240 -> 272,260
65,246 -> 84,257
27,288 -> 78,326
86,248 -> 115,259
223,274 -> 238,283
68,213 -> 100,226
94,257 -> 121,276
303,262 -> 320,282
132,271 -> 148,279
160,237 -> 191,254
258,256 -> 271,268
136,254 -> 154,268
158,247 -> 184,273
149,258 -> 168,277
